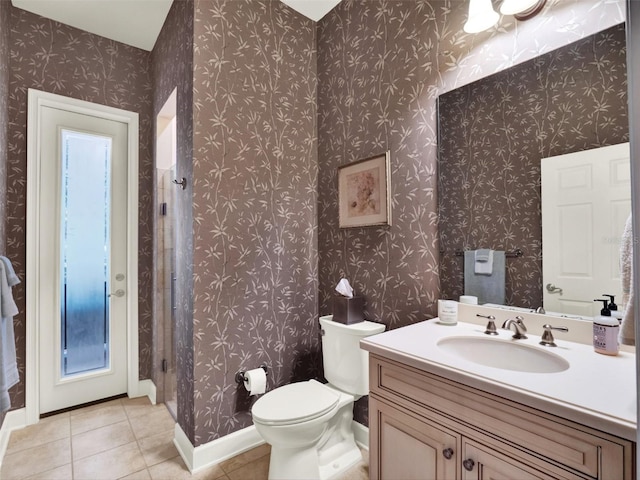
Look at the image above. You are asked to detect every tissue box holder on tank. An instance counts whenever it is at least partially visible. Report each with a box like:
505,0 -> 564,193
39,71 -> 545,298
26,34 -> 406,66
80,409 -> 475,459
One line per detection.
332,296 -> 364,324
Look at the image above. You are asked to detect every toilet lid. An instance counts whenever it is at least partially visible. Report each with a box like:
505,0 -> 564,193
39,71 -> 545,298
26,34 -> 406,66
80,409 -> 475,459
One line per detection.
252,381 -> 340,425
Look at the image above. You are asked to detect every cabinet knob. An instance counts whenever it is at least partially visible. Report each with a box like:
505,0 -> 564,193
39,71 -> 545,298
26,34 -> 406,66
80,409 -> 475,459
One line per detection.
442,448 -> 454,460
463,459 -> 475,471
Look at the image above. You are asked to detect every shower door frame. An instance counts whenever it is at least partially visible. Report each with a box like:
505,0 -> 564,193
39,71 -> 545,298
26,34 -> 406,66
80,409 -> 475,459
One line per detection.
25,89 -> 140,424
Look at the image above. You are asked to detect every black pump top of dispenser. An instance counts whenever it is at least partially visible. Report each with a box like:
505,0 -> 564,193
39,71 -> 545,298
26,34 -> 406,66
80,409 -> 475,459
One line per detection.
603,294 -> 618,311
594,298 -> 611,316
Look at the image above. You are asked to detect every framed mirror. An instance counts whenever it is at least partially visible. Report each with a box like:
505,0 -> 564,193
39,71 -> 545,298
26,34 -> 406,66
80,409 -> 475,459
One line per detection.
437,23 -> 628,318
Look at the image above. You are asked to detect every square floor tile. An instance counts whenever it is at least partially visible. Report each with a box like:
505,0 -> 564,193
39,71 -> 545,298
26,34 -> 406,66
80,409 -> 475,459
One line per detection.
148,456 -> 226,480
71,403 -> 127,436
137,429 -> 178,467
220,443 -> 270,474
1,437 -> 71,480
72,420 -> 136,460
128,407 -> 175,440
226,455 -> 269,480
118,468 -> 152,480
6,414 -> 70,454
122,397 -> 154,420
24,463 -> 73,480
73,441 -> 146,480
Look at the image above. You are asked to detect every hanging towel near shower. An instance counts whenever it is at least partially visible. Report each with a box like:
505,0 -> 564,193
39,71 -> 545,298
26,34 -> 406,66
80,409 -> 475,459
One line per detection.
0,256 -> 20,413
464,250 -> 506,305
619,214 -> 634,346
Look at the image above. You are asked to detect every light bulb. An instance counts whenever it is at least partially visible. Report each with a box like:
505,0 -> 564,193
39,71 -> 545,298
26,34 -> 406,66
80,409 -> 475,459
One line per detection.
463,0 -> 500,34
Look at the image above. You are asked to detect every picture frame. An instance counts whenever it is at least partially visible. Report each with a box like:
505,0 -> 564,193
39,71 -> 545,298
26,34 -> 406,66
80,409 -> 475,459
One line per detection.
338,151 -> 391,228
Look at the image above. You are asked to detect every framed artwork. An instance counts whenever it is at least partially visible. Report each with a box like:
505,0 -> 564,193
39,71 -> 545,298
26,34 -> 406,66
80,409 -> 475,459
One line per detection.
338,151 -> 391,228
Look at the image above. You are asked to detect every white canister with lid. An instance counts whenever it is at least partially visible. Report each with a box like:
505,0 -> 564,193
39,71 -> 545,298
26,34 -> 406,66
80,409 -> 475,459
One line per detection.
438,300 -> 458,325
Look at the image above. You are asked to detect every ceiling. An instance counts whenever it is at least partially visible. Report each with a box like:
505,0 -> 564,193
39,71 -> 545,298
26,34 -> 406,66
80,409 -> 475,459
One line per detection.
11,0 -> 175,51
11,0 -> 343,51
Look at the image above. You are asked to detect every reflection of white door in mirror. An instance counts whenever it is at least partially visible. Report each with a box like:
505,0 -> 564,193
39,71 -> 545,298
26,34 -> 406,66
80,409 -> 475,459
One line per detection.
542,143 -> 630,317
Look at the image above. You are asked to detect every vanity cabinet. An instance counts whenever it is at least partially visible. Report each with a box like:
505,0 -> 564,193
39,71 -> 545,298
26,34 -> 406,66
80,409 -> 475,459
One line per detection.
368,354 -> 634,480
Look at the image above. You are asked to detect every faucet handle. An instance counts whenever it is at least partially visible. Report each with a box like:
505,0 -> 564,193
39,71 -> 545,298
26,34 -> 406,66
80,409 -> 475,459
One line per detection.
540,324 -> 569,347
477,314 -> 498,335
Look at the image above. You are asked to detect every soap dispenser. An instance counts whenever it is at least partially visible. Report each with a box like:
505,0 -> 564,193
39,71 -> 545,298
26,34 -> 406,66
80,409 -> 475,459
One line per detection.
603,294 -> 623,322
593,299 -> 619,356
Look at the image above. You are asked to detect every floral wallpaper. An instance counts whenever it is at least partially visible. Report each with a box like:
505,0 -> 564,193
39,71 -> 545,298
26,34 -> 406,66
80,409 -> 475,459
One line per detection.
151,0 -> 196,441
0,0 -> 10,430
439,24 -> 628,308
317,0 -> 625,425
0,0 -> 8,253
190,0 -> 318,444
6,6 -> 155,412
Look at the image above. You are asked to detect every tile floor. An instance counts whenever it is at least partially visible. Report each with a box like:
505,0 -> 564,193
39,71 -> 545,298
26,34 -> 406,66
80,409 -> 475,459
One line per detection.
0,397 -> 369,480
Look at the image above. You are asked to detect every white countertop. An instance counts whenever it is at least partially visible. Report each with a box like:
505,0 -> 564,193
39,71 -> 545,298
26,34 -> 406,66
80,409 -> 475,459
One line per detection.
361,318 -> 637,441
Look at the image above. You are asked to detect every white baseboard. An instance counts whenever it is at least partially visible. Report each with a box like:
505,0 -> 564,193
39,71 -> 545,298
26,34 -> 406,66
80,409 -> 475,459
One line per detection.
173,419 -> 368,474
174,423 -> 265,473
352,421 -> 369,450
133,379 -> 157,404
0,408 -> 27,469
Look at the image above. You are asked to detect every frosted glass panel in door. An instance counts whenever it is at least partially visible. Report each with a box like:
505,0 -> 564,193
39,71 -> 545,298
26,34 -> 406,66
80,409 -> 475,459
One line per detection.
60,130 -> 112,377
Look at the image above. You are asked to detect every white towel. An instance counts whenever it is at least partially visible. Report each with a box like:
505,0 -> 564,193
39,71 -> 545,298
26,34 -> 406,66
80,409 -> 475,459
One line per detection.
0,256 -> 20,287
0,257 -> 18,319
474,249 -> 494,275
0,257 -> 19,413
464,250 -> 506,304
619,214 -> 634,346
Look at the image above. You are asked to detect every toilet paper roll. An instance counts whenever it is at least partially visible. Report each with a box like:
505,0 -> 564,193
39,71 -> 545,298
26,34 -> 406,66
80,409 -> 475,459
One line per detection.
243,368 -> 267,395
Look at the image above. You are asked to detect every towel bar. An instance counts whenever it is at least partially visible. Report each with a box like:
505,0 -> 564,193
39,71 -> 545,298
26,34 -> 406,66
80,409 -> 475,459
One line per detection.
440,248 -> 523,258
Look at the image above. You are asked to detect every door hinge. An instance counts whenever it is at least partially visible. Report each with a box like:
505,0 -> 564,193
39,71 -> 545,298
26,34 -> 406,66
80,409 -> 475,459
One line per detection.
160,202 -> 167,216
161,359 -> 168,373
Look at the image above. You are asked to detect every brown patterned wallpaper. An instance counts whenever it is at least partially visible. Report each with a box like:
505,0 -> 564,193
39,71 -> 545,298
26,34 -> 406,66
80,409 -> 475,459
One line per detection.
151,0 -> 196,441
190,0 -> 318,445
6,6 -> 155,412
317,0 -> 625,425
0,0 -> 626,442
0,0 -> 10,429
438,25 -> 628,309
0,0 -> 8,253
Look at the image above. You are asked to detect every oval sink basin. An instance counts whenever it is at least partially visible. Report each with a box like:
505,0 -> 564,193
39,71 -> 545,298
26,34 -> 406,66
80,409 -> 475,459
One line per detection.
437,336 -> 570,373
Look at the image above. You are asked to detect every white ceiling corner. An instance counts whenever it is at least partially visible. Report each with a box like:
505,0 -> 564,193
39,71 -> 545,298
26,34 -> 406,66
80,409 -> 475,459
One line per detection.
11,0 -> 174,51
279,0 -> 342,22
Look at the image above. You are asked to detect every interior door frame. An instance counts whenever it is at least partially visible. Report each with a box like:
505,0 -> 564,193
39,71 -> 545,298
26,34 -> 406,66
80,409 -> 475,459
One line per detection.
25,88 -> 139,424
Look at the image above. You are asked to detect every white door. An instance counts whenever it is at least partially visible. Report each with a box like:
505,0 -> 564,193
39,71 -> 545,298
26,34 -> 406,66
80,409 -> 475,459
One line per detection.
36,106 -> 129,414
541,143 -> 631,317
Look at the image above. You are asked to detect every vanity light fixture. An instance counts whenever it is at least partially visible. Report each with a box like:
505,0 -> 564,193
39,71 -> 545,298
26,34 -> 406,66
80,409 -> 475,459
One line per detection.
463,0 -> 500,34
500,0 -> 547,19
464,0 -> 547,34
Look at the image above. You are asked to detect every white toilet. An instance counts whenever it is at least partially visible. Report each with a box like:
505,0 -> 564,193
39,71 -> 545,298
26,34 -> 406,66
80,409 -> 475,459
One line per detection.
251,315 -> 385,480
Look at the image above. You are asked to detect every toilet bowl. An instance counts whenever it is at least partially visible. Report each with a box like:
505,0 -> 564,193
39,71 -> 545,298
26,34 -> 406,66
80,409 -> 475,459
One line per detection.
251,316 -> 386,480
252,380 -> 360,480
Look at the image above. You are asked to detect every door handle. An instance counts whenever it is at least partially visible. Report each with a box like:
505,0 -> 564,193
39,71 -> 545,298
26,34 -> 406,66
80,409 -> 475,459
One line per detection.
546,283 -> 563,295
109,289 -> 125,298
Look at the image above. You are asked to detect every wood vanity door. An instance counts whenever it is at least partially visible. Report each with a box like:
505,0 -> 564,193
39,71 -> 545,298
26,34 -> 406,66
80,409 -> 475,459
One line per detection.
369,397 -> 459,480
461,440 -> 578,480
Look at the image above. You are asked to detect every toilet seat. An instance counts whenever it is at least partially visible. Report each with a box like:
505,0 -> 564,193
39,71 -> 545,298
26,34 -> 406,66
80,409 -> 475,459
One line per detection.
252,380 -> 340,426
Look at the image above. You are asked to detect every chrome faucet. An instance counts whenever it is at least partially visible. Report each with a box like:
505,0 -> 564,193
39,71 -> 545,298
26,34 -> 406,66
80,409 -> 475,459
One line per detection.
502,316 -> 527,339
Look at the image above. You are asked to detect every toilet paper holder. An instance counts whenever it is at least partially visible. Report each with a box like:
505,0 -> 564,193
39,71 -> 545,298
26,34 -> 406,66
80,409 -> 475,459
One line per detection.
235,364 -> 269,385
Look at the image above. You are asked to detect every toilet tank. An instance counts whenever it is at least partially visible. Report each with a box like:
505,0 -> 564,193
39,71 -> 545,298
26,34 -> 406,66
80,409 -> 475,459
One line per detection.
319,315 -> 386,396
